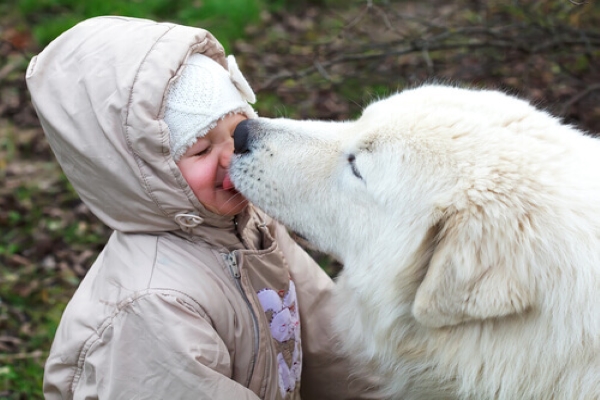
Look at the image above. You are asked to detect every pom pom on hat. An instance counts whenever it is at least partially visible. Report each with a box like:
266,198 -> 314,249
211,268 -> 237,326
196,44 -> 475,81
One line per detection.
164,53 -> 257,162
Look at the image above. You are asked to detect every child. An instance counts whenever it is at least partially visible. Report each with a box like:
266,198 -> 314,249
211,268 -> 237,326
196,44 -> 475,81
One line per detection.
26,16 -> 380,400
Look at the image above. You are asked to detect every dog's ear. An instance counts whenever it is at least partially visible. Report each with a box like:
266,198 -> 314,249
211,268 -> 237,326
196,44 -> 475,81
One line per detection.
413,209 -> 535,328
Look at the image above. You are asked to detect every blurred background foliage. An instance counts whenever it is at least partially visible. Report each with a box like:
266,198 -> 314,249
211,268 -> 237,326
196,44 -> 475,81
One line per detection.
12,0 -> 262,50
1,0 -> 600,397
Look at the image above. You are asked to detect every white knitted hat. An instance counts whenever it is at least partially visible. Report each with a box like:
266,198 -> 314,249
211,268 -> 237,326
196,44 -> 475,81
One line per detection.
164,53 -> 257,162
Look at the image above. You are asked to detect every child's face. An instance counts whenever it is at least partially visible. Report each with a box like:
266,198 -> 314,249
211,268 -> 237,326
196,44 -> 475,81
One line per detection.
177,113 -> 249,216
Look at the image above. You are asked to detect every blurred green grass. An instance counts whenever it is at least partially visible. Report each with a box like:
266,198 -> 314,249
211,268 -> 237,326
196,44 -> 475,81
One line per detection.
13,0 -> 274,51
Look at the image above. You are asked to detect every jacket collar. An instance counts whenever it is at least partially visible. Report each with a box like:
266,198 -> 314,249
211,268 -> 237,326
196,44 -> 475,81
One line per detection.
171,205 -> 266,251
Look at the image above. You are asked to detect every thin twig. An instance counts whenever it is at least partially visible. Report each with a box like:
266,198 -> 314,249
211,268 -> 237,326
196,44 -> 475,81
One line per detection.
314,60 -> 332,81
0,56 -> 24,82
0,350 -> 45,362
559,83 -> 600,116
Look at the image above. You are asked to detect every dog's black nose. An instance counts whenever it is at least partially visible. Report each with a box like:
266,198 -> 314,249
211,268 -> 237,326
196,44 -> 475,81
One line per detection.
233,119 -> 251,154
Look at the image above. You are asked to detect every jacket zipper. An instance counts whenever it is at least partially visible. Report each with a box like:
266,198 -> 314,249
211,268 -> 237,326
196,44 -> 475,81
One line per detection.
224,251 -> 260,388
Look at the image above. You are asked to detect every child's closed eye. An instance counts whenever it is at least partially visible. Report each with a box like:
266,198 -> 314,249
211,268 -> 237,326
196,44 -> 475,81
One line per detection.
194,146 -> 211,157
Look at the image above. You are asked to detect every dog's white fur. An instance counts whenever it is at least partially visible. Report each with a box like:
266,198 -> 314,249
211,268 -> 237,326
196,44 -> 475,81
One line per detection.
230,85 -> 600,399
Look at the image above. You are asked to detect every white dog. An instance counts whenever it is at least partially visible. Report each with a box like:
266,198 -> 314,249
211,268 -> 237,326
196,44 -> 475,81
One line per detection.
229,85 -> 600,399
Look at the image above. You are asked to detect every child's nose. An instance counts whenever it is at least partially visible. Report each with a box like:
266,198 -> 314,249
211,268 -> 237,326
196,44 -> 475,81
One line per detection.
218,140 -> 234,167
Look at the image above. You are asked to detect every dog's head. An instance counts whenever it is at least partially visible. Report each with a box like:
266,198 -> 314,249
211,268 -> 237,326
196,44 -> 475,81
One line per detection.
230,85 -> 574,328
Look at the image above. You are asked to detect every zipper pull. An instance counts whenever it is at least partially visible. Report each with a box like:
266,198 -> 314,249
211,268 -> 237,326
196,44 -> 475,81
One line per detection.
224,252 -> 241,279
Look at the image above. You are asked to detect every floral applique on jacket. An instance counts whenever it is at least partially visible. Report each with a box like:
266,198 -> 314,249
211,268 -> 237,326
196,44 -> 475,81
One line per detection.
257,280 -> 302,398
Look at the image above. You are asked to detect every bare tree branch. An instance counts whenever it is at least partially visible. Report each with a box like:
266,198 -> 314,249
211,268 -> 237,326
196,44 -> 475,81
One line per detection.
258,4 -> 600,91
559,83 -> 600,116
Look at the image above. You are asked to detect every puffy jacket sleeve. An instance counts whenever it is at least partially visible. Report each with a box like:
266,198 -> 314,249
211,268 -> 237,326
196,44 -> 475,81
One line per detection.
52,290 -> 260,400
273,223 -> 383,400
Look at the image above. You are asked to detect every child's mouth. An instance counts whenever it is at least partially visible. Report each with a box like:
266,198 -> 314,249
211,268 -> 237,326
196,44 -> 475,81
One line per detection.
222,173 -> 234,191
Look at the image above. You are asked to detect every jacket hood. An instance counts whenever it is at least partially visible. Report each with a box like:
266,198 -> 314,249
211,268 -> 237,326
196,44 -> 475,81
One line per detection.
26,16 -> 243,235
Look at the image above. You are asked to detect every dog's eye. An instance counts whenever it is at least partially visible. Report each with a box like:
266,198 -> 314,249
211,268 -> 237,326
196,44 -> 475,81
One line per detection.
348,154 -> 363,180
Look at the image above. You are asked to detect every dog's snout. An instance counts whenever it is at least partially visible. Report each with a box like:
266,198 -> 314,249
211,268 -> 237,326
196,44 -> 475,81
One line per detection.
233,119 -> 251,154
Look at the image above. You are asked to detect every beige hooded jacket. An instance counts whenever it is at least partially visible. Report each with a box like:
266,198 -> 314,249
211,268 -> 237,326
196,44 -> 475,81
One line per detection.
26,16 -> 380,400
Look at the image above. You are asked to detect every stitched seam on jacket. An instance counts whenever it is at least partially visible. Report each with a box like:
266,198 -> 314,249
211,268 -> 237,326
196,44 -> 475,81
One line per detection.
123,22 -> 175,218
